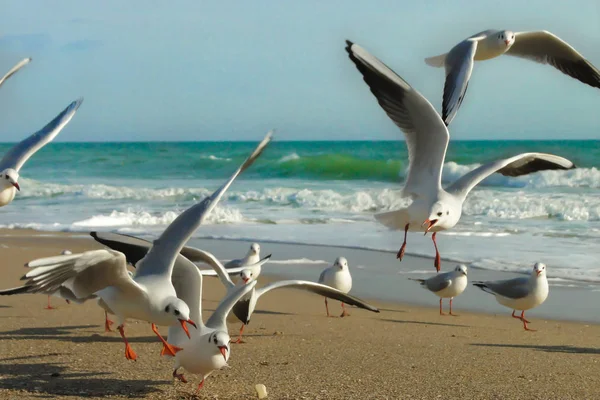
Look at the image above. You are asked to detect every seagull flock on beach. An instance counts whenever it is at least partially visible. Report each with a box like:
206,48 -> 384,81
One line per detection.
0,27 -> 596,392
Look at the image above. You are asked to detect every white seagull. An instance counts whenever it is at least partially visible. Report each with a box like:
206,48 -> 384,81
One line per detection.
89,234 -> 380,341
345,40 -> 576,272
318,257 -> 353,317
410,264 -> 468,315
473,263 -> 549,331
0,98 -> 83,207
425,30 -> 600,125
0,58 -> 31,89
2,131 -> 272,360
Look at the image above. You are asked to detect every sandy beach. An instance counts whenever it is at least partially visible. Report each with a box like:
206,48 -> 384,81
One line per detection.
0,230 -> 599,400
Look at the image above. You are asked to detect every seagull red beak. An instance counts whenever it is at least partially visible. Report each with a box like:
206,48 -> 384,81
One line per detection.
12,182 -> 20,191
536,270 -> 542,277
242,277 -> 249,284
422,219 -> 438,234
218,345 -> 227,360
179,319 -> 197,339
504,40 -> 510,45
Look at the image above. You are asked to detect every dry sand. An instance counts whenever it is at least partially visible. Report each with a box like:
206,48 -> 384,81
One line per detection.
0,230 -> 599,400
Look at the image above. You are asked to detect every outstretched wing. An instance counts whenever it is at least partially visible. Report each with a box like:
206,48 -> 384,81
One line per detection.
442,40 -> 477,125
0,58 -> 31,89
133,131 -> 272,280
346,40 -> 449,199
445,152 -> 575,201
200,254 -> 271,279
255,280 -> 380,313
0,98 -> 83,172
205,280 -> 257,331
507,31 -> 600,89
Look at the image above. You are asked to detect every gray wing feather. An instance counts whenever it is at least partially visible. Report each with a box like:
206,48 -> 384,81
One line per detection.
476,277 -> 530,299
442,40 -> 477,125
255,280 -> 380,313
424,273 -> 452,293
507,31 -> 600,89
0,98 -> 83,172
446,152 -> 575,200
134,131 -> 272,279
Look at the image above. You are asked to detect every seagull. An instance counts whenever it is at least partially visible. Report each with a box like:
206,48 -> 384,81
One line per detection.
345,40 -> 576,272
1,131 -> 272,359
409,264 -> 468,315
0,58 -> 31,89
0,98 -> 83,207
424,30 -> 600,125
473,263 -> 549,331
318,257 -> 353,317
225,243 -> 261,269
89,234 -> 380,342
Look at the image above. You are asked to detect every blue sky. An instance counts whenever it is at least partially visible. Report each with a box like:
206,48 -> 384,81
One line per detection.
0,0 -> 599,141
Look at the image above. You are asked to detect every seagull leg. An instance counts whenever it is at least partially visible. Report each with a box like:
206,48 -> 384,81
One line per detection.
234,324 -> 246,344
152,323 -> 183,356
520,311 -> 536,331
511,310 -> 521,320
449,298 -> 459,316
324,298 -> 331,317
104,310 -> 114,332
172,368 -> 187,383
197,378 -> 205,391
396,224 -> 409,261
439,298 -> 446,315
44,295 -> 55,310
432,232 -> 441,272
117,325 -> 137,361
340,302 -> 350,317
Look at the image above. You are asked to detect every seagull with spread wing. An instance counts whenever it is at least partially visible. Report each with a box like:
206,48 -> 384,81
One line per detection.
0,131 -> 273,361
425,30 -> 600,125
345,40 -> 575,272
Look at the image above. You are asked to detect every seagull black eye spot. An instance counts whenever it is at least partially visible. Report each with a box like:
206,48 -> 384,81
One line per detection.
174,309 -> 180,316
5,176 -> 8,180
164,306 -> 170,313
437,212 -> 442,217
447,211 -> 449,215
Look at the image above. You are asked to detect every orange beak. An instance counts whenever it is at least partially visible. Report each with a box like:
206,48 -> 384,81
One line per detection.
422,219 -> 438,235
218,345 -> 227,360
12,182 -> 20,191
504,40 -> 510,45
536,270 -> 542,277
242,277 -> 249,284
178,319 -> 197,339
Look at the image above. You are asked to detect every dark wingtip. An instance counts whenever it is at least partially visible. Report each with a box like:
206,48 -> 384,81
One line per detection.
374,308 -> 381,313
0,285 -> 32,296
569,163 -> 577,170
89,231 -> 98,239
345,40 -> 354,54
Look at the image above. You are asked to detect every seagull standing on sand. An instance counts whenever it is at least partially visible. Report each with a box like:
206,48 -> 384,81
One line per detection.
473,263 -> 549,331
2,131 -> 273,360
345,40 -> 576,272
318,257 -> 353,317
410,264 -> 468,315
0,58 -> 31,89
0,98 -> 83,207
425,30 -> 600,125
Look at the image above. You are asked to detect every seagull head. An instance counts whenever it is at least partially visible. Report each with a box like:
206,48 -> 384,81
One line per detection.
422,202 -> 452,234
240,268 -> 256,284
497,30 -> 515,48
334,256 -> 349,271
250,243 -> 260,255
1,168 -> 20,191
164,298 -> 197,338
209,331 -> 231,361
532,262 -> 546,278
455,264 -> 468,276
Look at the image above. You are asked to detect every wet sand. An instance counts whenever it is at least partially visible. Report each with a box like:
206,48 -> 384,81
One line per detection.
0,230 -> 599,399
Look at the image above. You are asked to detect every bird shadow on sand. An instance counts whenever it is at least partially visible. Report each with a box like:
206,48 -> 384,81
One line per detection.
377,307 -> 407,314
381,318 -> 469,328
0,304 -> 11,308
0,361 -> 168,398
0,325 -> 158,344
470,343 -> 600,355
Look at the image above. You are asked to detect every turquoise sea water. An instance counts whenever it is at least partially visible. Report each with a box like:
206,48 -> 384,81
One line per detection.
0,140 -> 598,284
